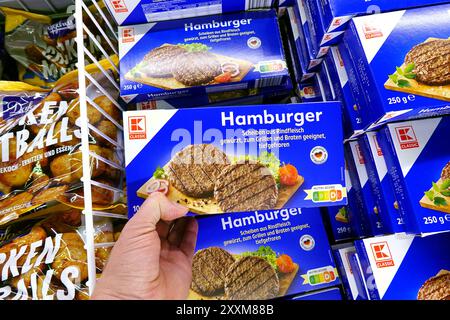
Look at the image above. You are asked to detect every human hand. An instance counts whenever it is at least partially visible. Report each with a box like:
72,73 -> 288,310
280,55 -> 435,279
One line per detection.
92,192 -> 198,300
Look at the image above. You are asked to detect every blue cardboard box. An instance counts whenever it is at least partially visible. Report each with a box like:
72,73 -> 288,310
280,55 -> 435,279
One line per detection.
133,80 -> 293,109
344,4 -> 450,127
344,159 -> 372,239
326,46 -> 363,138
303,0 -> 345,50
189,207 -> 340,299
332,244 -> 368,300
297,77 -> 322,102
124,103 -> 347,217
319,0 -> 450,35
360,131 -> 405,234
337,40 -> 372,129
287,5 -> 323,74
318,61 -> 335,102
281,8 -> 315,87
377,116 -> 450,235
289,287 -> 343,300
322,164 -> 356,242
105,0 -> 278,25
355,232 -> 450,300
346,140 -> 387,236
119,10 -> 289,102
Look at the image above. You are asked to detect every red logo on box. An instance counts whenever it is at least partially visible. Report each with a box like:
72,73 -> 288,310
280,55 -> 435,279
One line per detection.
355,143 -> 365,165
129,116 -> 146,140
371,241 -> 394,268
332,18 -> 342,27
362,23 -> 383,39
395,126 -> 419,149
122,28 -> 134,43
110,0 -> 128,13
373,135 -> 383,156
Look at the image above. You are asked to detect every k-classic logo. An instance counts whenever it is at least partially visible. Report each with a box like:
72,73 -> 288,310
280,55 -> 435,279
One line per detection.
128,116 -> 147,140
110,0 -> 128,13
122,28 -> 135,43
370,241 -> 394,268
362,23 -> 383,39
395,126 -> 419,150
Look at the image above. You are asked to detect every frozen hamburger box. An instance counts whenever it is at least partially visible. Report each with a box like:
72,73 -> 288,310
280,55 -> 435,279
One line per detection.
326,46 -> 363,138
332,244 -> 369,300
286,5 -> 322,76
303,0 -> 344,51
119,10 -> 290,102
298,78 -> 322,103
189,207 -> 340,300
123,103 -> 346,217
289,287 -> 343,300
343,4 -> 450,127
132,80 -> 293,110
105,0 -> 278,25
322,164 -> 356,242
318,0 -> 450,35
295,0 -> 331,60
355,232 -> 450,300
346,140 -> 386,236
377,116 -> 450,235
360,131 -> 405,234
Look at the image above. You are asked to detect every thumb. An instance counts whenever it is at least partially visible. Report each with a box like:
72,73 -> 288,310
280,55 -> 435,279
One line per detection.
128,193 -> 189,233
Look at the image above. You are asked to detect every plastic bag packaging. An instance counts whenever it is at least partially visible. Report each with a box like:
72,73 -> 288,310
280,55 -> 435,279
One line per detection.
0,208 -> 92,300
1,7 -> 116,88
0,56 -> 124,226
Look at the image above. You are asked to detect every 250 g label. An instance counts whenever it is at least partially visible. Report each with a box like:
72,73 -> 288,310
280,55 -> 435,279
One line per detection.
423,215 -> 450,225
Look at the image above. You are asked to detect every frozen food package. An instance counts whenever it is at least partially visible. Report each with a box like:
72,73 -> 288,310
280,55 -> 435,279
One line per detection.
0,208 -> 94,300
0,57 -> 125,226
1,7 -> 116,88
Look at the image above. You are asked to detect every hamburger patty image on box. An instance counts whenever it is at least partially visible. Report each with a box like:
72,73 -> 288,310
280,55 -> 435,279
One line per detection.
417,272 -> 450,300
141,45 -> 188,78
125,103 -> 346,216
404,39 -> 450,86
167,144 -> 230,198
214,162 -> 278,212
191,247 -> 236,296
172,51 -> 222,86
186,208 -> 340,300
224,256 -> 280,300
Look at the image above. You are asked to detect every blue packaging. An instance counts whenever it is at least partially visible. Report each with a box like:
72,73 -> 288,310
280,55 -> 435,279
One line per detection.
377,116 -> 450,235
337,40 -> 372,129
124,103 -> 347,217
319,0 -> 450,35
355,232 -> 450,300
346,141 -> 386,236
344,4 -> 450,127
304,0 -> 344,51
332,244 -> 368,300
360,131 -> 405,234
105,0 -> 278,25
133,80 -> 293,109
190,207 -> 340,299
345,160 -> 371,239
318,61 -> 335,102
287,5 -> 322,75
281,8 -> 315,87
323,162 -> 356,243
297,77 -> 322,102
289,287 -> 343,300
326,46 -> 363,138
119,10 -> 289,102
